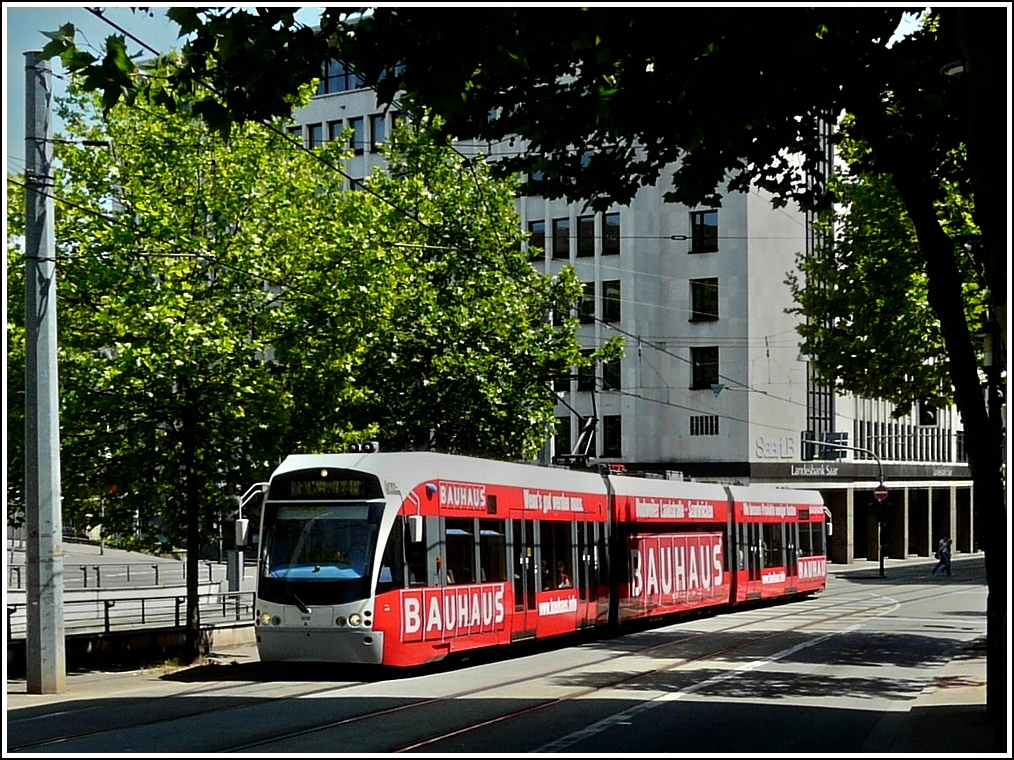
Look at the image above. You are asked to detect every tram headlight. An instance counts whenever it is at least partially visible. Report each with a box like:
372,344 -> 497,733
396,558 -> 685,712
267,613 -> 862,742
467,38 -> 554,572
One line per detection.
336,616 -> 347,626
348,612 -> 362,627
259,612 -> 281,626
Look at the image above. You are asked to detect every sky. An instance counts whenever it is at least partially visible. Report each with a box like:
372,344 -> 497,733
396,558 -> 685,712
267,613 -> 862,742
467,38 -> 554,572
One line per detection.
4,5 -> 324,176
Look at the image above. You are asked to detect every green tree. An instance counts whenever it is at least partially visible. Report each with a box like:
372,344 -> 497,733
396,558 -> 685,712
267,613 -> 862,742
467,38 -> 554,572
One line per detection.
787,136 -> 988,412
7,80 -> 594,662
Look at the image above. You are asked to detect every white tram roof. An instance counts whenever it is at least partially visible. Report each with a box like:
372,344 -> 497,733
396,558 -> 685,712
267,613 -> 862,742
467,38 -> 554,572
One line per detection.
272,452 -> 824,506
273,451 -> 607,493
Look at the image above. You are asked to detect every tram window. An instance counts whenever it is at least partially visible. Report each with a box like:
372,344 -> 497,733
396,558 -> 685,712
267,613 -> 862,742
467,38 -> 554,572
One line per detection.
540,521 -> 573,589
799,522 -> 812,557
404,516 -> 428,585
762,523 -> 783,568
445,518 -> 475,584
814,521 -> 826,555
376,518 -> 405,593
478,518 -> 507,582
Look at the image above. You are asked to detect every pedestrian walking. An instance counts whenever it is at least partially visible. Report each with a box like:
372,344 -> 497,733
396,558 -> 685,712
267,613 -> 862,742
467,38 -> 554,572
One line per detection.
932,536 -> 952,576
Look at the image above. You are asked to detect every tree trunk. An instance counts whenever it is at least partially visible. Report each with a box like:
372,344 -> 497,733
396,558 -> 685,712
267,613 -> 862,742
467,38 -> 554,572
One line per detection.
888,166 -> 1006,750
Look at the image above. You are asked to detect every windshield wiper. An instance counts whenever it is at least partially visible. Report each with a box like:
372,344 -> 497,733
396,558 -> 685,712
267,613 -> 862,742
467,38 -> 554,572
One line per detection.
283,579 -> 310,613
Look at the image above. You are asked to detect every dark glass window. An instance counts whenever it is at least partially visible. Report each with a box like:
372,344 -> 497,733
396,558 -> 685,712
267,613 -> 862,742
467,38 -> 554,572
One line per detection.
478,518 -> 507,582
603,212 -> 620,256
577,349 -> 596,392
287,126 -> 303,144
370,114 -> 386,151
328,120 -> 344,142
691,210 -> 718,253
690,278 -> 719,321
578,282 -> 595,324
602,415 -> 622,458
691,346 -> 719,389
553,218 -> 570,259
602,359 -> 621,391
349,117 -> 366,154
602,280 -> 621,323
554,416 -> 572,459
577,215 -> 595,257
308,123 -> 324,149
528,220 -> 546,260
444,517 -> 475,585
318,59 -> 364,95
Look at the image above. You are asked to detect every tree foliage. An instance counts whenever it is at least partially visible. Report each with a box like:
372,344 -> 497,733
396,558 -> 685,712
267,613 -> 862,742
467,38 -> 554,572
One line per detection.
787,137 -> 987,415
6,75 -> 595,552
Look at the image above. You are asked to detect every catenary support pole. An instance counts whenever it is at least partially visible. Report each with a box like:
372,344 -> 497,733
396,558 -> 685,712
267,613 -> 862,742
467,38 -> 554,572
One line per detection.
24,50 -> 66,694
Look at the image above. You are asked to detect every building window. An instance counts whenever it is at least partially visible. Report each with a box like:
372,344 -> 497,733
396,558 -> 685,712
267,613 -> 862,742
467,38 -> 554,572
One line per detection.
349,117 -> 366,154
603,212 -> 620,256
308,123 -> 324,149
318,58 -> 364,95
370,114 -> 386,152
690,278 -> 719,321
528,220 -> 546,260
328,120 -> 344,142
602,359 -> 621,391
690,210 -> 718,253
577,215 -> 595,257
578,282 -> 596,324
690,415 -> 720,436
577,349 -> 595,392
552,218 -> 570,259
691,346 -> 719,389
287,125 -> 303,145
603,415 -> 622,457
554,416 -> 572,458
349,177 -> 364,191
602,280 -> 621,323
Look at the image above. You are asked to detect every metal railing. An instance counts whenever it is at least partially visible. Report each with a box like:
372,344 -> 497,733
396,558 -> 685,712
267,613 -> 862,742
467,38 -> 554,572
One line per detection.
6,590 -> 255,641
7,561 -> 220,590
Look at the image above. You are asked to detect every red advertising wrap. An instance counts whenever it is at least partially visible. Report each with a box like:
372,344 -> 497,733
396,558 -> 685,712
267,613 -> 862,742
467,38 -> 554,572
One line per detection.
252,451 -> 830,667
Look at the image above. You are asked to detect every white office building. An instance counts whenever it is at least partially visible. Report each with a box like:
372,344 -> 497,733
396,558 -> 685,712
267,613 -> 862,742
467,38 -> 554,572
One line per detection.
291,65 -> 976,565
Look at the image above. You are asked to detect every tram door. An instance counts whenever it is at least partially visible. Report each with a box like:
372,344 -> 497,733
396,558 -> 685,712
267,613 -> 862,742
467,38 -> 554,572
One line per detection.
739,522 -> 763,601
511,516 -> 538,640
576,520 -> 604,627
786,522 -> 799,586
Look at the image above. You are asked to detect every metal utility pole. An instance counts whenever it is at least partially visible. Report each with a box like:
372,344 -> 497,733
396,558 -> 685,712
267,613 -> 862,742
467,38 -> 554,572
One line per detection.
24,50 -> 66,694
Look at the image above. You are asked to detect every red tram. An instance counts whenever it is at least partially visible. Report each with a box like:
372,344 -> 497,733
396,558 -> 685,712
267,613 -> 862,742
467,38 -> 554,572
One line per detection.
251,450 -> 830,667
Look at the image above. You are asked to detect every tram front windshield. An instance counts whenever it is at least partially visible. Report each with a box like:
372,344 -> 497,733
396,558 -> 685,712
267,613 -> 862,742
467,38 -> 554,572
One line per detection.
259,502 -> 383,605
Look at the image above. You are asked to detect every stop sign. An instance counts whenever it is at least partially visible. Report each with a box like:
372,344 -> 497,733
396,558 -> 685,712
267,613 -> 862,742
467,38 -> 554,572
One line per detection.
874,483 -> 889,502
